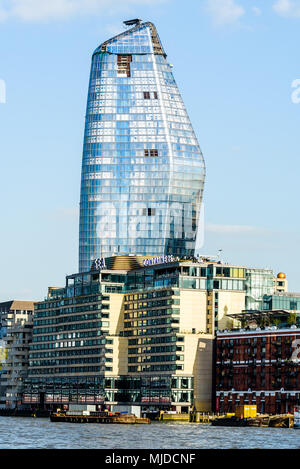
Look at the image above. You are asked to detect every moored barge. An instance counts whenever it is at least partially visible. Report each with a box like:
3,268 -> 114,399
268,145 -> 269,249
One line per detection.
50,411 -> 150,424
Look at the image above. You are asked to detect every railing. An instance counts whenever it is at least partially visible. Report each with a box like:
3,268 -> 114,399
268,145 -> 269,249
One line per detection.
217,324 -> 300,335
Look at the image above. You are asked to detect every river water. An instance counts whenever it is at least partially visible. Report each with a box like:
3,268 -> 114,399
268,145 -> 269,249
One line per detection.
0,417 -> 299,449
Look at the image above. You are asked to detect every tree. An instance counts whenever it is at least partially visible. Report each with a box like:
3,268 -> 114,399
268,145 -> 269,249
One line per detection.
271,317 -> 280,327
240,317 -> 249,328
256,316 -> 266,328
287,312 -> 297,325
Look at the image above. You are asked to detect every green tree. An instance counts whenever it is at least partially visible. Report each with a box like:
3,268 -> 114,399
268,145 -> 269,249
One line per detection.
271,317 -> 280,327
287,312 -> 297,325
240,317 -> 249,328
256,316 -> 266,328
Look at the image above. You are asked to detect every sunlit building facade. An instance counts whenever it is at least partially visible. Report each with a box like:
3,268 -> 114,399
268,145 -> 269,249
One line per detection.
0,301 -> 34,409
24,256 -> 253,413
79,20 -> 205,272
24,255 -> 290,413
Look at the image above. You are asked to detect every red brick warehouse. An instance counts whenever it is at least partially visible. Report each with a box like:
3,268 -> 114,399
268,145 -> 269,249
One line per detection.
215,311 -> 300,415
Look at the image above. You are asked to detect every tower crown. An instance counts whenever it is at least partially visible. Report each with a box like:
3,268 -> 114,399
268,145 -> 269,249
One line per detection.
93,21 -> 166,57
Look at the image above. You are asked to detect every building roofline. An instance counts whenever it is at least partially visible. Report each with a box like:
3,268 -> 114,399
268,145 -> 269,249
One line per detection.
93,21 -> 166,57
0,300 -> 34,311
216,325 -> 300,336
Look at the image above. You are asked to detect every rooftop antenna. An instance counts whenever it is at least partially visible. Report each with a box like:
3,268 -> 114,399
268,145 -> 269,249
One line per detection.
217,249 -> 223,261
123,19 -> 142,27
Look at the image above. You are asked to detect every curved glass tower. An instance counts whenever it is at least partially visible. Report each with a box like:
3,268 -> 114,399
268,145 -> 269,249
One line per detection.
79,20 -> 205,272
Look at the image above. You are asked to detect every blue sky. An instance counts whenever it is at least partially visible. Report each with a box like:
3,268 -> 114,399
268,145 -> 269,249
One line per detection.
0,0 -> 300,300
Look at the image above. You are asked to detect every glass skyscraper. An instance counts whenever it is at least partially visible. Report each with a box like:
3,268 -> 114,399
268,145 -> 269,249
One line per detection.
79,20 -> 205,272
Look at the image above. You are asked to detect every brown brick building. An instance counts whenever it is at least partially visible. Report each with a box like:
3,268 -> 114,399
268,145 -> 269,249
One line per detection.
216,314 -> 300,414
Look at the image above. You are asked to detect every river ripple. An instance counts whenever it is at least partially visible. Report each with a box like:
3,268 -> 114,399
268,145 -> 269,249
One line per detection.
0,417 -> 299,449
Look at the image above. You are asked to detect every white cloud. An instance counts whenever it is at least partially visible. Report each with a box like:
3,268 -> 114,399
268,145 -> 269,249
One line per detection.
105,22 -> 124,37
0,0 -> 167,22
0,6 -> 8,21
11,0 -> 79,21
205,0 -> 245,26
273,0 -> 300,17
205,223 -> 268,234
252,6 -> 261,16
51,207 -> 79,221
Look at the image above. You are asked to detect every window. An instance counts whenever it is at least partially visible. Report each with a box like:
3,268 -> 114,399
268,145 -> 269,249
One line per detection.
143,208 -> 156,216
143,91 -> 150,99
153,91 -> 158,99
144,149 -> 158,157
117,55 -> 132,77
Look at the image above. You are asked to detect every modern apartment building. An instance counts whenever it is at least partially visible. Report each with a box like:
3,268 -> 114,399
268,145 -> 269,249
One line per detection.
78,19 -> 206,272
0,301 -> 34,408
24,255 -> 282,413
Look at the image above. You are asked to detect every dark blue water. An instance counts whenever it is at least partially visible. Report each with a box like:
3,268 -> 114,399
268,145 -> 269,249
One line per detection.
0,417 -> 299,449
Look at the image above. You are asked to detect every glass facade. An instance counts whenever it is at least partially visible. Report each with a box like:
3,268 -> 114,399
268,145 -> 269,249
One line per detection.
245,268 -> 274,310
263,294 -> 300,312
79,21 -> 205,272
